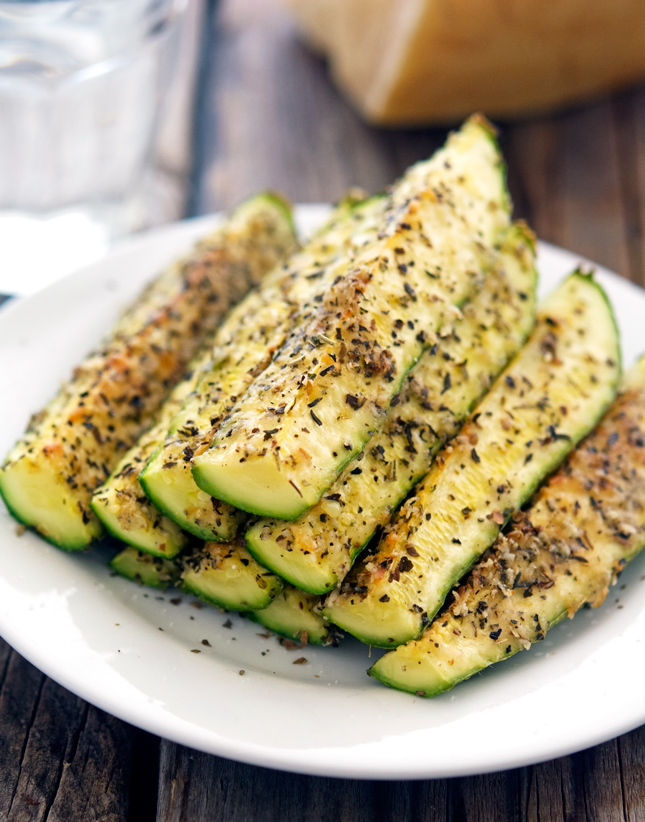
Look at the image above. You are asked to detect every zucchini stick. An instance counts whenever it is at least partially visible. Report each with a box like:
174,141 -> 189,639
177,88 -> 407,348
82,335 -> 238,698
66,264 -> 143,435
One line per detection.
139,193 -> 388,540
91,346 -> 215,557
181,538 -> 283,612
192,116 -> 511,521
246,222 -> 537,593
252,586 -> 337,646
371,356 -> 645,696
179,223 -> 536,616
184,223 -> 536,630
110,546 -> 181,590
325,272 -> 620,647
0,194 -> 296,550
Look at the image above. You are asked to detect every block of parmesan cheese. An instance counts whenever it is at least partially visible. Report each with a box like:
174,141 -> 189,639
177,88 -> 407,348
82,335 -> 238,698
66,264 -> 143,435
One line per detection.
285,0 -> 645,125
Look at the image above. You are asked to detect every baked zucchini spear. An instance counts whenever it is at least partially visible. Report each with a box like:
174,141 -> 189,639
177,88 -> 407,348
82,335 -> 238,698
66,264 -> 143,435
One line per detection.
370,356 -> 645,696
111,540 -> 333,645
0,194 -> 296,550
251,586 -> 337,646
192,116 -> 511,521
91,347 -> 215,558
110,546 -> 182,589
181,538 -> 283,612
324,272 -> 620,647
246,221 -> 537,593
139,192 -> 389,541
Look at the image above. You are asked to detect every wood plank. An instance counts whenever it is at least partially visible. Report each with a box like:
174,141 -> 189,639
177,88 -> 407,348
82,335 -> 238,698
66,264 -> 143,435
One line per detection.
617,725 -> 645,821
46,707 -> 132,822
154,745 -> 640,822
192,0 -> 447,214
577,741 -> 626,822
623,85 -> 645,288
0,646 -> 46,820
504,102 -> 631,278
0,639 -> 140,822
157,743 -> 377,822
519,759 -> 570,822
450,770 -> 521,822
610,92 -> 645,287
518,738 -> 640,822
410,778 -> 450,820
8,680 -> 88,822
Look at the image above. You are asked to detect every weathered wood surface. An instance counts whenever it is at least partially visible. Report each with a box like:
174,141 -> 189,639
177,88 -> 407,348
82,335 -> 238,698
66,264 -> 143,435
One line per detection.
0,640 -> 142,822
3,0 -> 645,819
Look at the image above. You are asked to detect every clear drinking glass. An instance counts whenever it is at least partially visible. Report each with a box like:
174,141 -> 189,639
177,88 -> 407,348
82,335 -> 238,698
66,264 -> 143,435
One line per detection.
0,0 -> 194,294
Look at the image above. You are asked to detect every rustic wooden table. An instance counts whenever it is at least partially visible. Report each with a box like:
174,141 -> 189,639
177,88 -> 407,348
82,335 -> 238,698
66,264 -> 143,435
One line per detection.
3,1 -> 645,819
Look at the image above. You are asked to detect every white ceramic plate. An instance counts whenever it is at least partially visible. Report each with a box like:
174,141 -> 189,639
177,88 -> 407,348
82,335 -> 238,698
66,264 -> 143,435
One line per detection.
1,206 -> 645,780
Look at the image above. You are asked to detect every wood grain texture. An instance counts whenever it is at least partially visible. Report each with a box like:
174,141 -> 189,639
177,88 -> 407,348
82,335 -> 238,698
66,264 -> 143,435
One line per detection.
157,745 -> 379,822
504,102 -> 634,283
158,743 -> 455,822
0,640 -> 133,822
452,770 -> 522,822
190,0 -> 447,212
154,740 -> 645,821
617,725 -> 645,821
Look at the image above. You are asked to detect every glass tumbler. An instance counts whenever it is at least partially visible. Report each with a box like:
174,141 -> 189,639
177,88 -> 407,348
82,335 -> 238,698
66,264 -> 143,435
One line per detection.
0,0 -> 193,294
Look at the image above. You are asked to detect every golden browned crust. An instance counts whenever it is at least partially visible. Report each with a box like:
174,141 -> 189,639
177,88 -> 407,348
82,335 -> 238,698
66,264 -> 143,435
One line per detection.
1,204 -> 294,542
433,373 -> 645,650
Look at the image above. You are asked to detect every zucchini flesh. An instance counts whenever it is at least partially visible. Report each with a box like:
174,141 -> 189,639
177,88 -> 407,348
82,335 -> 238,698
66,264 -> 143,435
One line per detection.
91,349 -> 214,557
245,223 -> 537,593
139,194 -> 389,540
110,546 -> 181,589
192,117 -> 511,521
0,194 -> 296,550
370,357 -> 645,695
324,272 -> 621,647
181,538 -> 283,611
252,586 -> 336,645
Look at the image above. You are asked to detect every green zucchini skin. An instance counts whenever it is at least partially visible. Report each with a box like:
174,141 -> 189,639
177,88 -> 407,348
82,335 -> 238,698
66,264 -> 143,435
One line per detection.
180,538 -> 283,612
245,222 -> 537,593
0,194 -> 296,551
139,194 -> 389,541
110,546 -> 181,589
192,116 -> 512,521
324,272 -> 621,648
370,356 -> 645,695
251,585 -> 337,646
